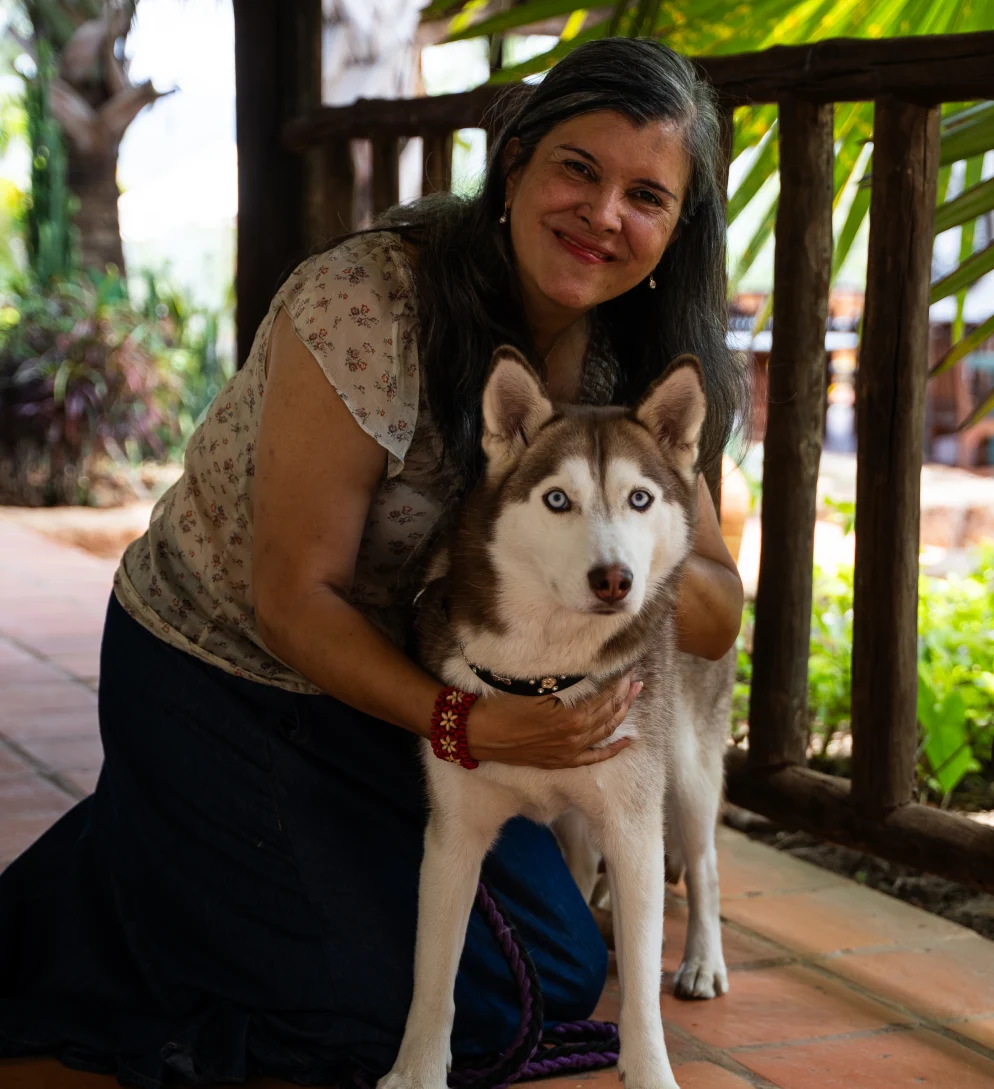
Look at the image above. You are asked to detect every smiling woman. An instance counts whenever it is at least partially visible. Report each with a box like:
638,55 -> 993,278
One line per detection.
381,37 -> 742,490
0,36 -> 744,1089
504,114 -> 690,334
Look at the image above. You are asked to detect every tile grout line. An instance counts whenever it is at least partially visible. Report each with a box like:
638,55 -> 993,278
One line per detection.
0,733 -> 87,803
0,631 -> 99,694
723,1022 -> 917,1055
702,906 -> 994,1067
661,1021 -> 782,1088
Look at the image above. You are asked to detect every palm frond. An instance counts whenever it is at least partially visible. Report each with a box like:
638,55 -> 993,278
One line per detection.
930,243 -> 994,305
728,193 -> 777,296
939,102 -> 994,166
930,312 -> 994,378
956,385 -> 994,433
727,121 -> 778,227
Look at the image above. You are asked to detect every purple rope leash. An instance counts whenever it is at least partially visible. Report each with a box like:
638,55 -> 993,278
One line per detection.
350,881 -> 618,1089
451,883 -> 619,1089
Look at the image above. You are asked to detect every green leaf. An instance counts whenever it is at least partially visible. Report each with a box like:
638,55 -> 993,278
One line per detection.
950,155 -> 984,341
934,176 -> 994,236
726,121 -> 778,227
921,687 -> 977,796
930,243 -> 994,305
930,312 -> 994,378
751,291 -> 774,337
956,384 -> 994,434
728,192 -> 777,296
421,0 -> 469,19
442,0 -> 592,40
732,105 -> 778,160
53,357 -> 72,405
939,103 -> 994,167
831,132 -> 866,212
832,176 -> 871,281
486,23 -> 607,82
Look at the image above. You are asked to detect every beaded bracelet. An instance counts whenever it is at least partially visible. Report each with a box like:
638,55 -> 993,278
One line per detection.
430,687 -> 479,770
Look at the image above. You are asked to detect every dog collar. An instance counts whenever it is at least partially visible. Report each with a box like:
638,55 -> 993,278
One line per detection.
466,662 -> 587,697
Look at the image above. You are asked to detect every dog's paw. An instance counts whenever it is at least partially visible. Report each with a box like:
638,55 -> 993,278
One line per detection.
617,1044 -> 680,1089
377,1069 -> 445,1089
673,952 -> 729,1000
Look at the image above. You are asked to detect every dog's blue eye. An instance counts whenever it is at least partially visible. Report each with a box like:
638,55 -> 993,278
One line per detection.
630,489 -> 653,511
543,489 -> 571,512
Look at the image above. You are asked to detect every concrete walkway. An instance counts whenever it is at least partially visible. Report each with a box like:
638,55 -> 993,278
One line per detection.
2,516 -> 994,1089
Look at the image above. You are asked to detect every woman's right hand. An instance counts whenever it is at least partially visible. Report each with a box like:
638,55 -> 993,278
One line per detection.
465,673 -> 642,769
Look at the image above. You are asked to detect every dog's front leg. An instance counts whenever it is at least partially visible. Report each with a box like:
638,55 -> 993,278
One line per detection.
378,804 -> 501,1089
600,800 -> 679,1089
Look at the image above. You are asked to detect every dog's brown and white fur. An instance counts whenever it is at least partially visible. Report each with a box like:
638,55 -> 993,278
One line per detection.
380,349 -> 733,1089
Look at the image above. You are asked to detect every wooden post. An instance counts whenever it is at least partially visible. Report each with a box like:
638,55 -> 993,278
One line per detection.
371,136 -> 401,216
748,99 -> 834,768
320,142 -> 355,239
851,99 -> 940,812
234,0 -> 322,367
423,131 -> 453,194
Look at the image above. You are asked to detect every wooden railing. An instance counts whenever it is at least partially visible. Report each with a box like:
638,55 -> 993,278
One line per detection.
235,19 -> 994,892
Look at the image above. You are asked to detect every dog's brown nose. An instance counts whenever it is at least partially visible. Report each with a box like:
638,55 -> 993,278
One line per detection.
587,565 -> 633,603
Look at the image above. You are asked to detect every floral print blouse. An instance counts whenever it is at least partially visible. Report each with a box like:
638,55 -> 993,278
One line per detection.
114,230 -> 618,694
114,232 -> 459,693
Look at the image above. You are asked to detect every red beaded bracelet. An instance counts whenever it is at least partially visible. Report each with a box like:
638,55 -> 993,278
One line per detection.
430,687 -> 479,770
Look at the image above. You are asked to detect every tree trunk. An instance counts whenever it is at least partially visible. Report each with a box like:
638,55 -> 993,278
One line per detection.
66,140 -> 125,275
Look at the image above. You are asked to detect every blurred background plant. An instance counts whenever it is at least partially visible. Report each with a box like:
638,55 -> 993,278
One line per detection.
0,1 -> 233,507
8,0 -> 171,276
732,543 -> 994,810
0,264 -> 230,505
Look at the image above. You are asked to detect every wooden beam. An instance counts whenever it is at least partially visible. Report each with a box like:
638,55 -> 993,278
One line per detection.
371,136 -> 401,217
725,749 -> 994,893
234,0 -> 322,367
851,99 -> 940,812
422,131 -> 453,194
748,98 -> 833,769
702,31 -> 994,105
284,85 -> 505,149
281,32 -> 994,150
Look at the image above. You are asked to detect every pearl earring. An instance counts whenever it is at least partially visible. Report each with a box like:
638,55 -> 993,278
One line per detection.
648,274 -> 657,289
499,203 -> 509,224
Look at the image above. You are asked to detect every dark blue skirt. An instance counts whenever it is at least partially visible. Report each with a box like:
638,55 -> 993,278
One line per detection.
0,594 -> 606,1087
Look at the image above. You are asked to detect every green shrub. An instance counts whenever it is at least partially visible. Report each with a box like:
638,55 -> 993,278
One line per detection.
735,547 -> 994,804
133,270 -> 234,456
0,268 -> 231,505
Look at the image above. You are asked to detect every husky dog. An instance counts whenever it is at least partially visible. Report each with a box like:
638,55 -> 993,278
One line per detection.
381,348 -> 733,1089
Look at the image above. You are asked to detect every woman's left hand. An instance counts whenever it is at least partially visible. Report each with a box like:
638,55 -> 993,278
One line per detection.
674,473 -> 744,660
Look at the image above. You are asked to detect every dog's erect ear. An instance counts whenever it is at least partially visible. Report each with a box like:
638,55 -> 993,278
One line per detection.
635,355 -> 707,473
481,347 -> 554,471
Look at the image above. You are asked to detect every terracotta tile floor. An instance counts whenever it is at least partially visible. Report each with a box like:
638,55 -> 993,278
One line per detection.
2,515 -> 994,1089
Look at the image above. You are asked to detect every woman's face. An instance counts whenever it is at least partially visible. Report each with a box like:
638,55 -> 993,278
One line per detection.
504,110 -> 691,327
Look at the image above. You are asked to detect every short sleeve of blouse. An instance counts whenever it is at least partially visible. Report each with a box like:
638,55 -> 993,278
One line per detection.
276,232 -> 419,479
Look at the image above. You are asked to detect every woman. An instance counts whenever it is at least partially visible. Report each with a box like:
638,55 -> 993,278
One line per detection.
0,37 -> 744,1088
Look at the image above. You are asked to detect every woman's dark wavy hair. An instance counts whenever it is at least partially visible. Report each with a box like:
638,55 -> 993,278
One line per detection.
378,36 -> 744,488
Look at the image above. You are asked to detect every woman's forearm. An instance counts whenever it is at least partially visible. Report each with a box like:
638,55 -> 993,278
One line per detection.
257,588 -> 441,736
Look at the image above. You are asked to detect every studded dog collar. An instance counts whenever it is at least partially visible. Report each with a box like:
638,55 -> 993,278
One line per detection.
466,662 -> 587,697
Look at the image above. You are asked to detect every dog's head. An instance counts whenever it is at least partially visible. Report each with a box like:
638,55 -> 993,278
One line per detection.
477,345 -> 705,620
